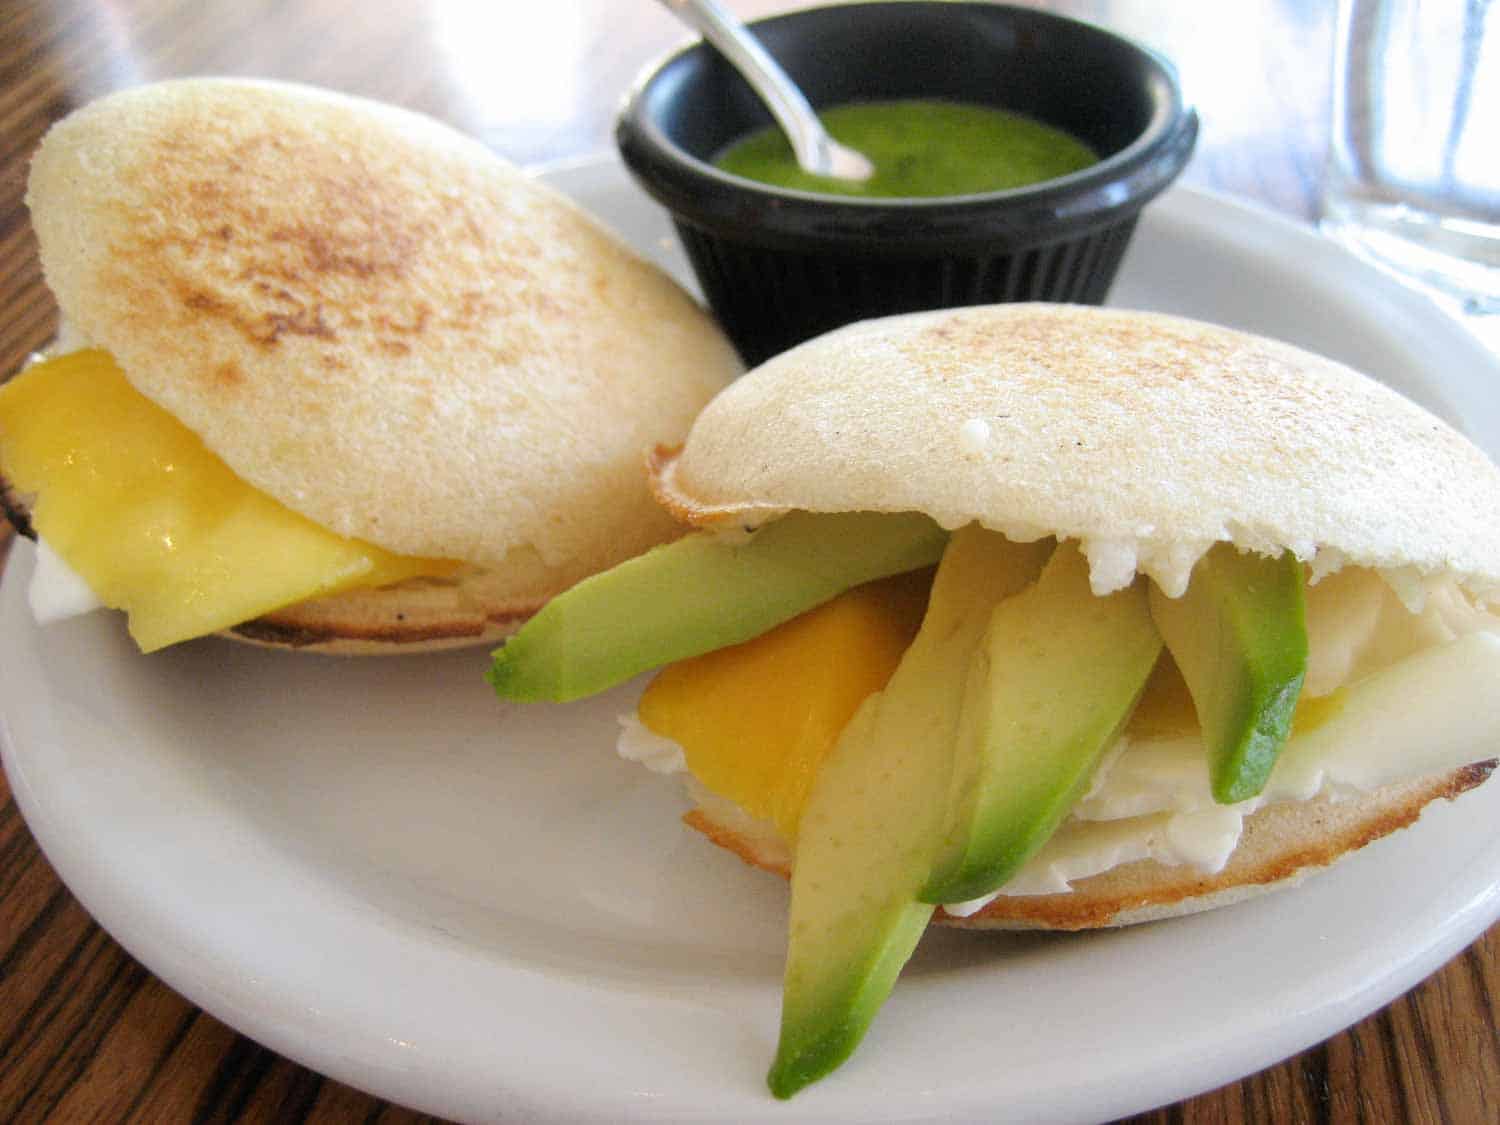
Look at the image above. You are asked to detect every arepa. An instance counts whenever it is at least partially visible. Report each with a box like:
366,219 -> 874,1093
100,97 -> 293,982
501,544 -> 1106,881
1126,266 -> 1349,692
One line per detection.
490,301 -> 1500,1095
2,78 -> 740,651
634,303 -> 1500,922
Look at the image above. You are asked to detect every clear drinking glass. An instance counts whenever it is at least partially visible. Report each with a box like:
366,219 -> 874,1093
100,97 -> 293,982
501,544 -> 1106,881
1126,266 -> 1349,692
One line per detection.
1319,0 -> 1500,315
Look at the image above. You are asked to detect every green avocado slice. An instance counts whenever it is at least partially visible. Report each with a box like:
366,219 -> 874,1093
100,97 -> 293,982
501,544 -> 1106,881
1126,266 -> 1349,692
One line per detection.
921,541 -> 1163,906
485,510 -> 948,702
766,700 -> 936,1101
1148,545 -> 1308,805
767,526 -> 1050,1099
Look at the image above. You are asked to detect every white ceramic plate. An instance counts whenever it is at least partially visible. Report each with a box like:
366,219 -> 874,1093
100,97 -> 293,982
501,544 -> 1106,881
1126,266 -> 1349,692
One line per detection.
3,156 -> 1498,1125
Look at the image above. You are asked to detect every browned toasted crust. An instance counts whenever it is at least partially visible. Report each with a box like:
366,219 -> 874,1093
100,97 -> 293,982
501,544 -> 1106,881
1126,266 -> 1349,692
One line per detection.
225,606 -> 529,653
648,444 -> 702,526
683,761 -> 1496,931
222,573 -> 544,654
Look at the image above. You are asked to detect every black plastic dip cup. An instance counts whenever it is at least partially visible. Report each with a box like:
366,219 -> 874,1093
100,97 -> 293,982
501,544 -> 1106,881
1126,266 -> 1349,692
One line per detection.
617,2 -> 1198,366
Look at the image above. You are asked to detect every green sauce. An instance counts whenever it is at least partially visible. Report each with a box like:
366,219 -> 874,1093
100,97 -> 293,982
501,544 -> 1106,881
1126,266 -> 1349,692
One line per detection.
713,98 -> 1098,198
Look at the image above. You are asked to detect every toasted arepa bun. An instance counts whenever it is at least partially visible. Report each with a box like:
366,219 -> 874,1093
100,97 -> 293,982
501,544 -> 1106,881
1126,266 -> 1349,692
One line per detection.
652,304 -> 1500,602
683,761 -> 1496,930
25,78 -> 740,651
641,303 -> 1500,928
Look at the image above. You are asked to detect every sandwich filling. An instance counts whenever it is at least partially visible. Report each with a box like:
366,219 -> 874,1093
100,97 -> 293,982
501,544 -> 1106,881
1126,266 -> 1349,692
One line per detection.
617,529 -> 1500,914
0,349 -> 455,651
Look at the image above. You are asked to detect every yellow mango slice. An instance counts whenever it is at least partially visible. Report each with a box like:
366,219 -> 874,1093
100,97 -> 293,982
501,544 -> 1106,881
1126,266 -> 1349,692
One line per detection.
638,570 -> 931,841
0,350 -> 452,652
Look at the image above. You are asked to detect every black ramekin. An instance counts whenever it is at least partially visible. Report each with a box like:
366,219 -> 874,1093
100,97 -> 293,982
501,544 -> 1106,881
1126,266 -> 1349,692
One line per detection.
616,1 -> 1198,366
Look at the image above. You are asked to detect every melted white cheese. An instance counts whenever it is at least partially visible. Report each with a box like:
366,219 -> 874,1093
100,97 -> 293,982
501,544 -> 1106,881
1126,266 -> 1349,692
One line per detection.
617,713 -> 687,775
957,418 -> 992,457
27,539 -> 104,623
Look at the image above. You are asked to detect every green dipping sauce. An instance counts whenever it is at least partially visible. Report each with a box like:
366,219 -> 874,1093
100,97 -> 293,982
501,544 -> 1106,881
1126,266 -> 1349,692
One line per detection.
713,98 -> 1098,198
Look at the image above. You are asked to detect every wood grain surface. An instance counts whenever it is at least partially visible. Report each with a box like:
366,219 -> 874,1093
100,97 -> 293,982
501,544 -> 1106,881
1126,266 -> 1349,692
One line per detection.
0,2 -> 1496,1122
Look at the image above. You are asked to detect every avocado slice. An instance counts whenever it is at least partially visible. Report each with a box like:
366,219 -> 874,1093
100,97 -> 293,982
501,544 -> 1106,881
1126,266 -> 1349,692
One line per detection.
767,700 -> 935,1101
1148,545 -> 1308,804
767,526 -> 1049,1099
486,510 -> 948,702
921,541 -> 1163,906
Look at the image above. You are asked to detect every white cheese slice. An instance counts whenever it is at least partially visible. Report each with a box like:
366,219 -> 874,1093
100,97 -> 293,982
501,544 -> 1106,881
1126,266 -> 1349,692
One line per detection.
617,712 -> 687,775
28,538 -> 104,623
942,807 -> 1247,911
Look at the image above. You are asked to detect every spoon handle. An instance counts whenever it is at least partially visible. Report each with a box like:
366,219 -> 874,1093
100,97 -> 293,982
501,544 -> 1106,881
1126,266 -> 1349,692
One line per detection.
655,0 -> 870,180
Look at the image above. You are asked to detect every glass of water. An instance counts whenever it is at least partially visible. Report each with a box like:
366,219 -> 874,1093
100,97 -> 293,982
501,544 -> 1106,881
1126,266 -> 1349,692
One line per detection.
1319,0 -> 1500,315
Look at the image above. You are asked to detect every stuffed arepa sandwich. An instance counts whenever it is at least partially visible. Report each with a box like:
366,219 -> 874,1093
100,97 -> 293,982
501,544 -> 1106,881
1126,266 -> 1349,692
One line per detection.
0,78 -> 739,653
487,302 -> 1500,1097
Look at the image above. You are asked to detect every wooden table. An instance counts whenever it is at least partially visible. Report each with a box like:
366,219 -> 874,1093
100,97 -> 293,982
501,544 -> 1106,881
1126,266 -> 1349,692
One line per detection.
0,2 -> 1495,1121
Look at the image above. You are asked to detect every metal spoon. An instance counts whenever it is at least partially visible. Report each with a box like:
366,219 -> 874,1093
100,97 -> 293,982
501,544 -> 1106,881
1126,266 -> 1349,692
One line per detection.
655,0 -> 875,182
